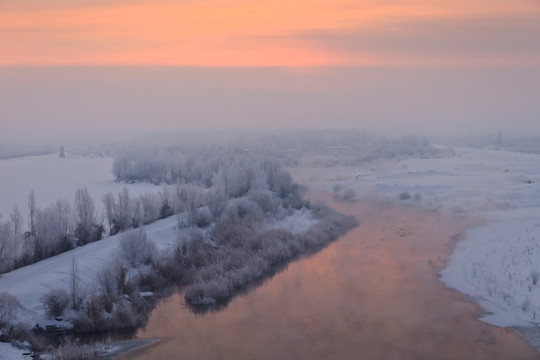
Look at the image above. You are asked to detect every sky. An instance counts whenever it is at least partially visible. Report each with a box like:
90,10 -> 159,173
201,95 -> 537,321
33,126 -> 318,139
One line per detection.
1,0 -> 539,143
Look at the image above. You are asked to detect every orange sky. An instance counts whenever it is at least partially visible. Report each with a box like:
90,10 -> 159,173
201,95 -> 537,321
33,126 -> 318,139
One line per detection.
1,0 -> 539,67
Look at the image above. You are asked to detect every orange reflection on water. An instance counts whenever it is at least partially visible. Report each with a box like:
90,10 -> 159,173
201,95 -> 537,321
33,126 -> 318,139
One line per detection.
122,196 -> 538,360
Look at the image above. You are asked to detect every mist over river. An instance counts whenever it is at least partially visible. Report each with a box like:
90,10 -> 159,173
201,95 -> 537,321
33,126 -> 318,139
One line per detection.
120,195 -> 538,360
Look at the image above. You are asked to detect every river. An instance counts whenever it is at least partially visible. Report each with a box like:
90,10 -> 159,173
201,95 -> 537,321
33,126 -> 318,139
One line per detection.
120,194 -> 538,359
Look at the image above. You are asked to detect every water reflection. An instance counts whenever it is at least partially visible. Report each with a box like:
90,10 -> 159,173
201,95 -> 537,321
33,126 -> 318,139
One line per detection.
122,196 -> 538,360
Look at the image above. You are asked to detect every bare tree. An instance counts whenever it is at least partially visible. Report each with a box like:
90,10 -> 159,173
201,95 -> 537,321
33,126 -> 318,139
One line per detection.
74,186 -> 102,245
10,204 -> 23,243
0,220 -> 14,273
207,188 -> 228,219
69,257 -> 82,310
0,292 -> 20,327
103,192 -> 115,234
34,200 -> 73,259
115,187 -> 133,233
28,190 -> 36,237
74,187 -> 95,230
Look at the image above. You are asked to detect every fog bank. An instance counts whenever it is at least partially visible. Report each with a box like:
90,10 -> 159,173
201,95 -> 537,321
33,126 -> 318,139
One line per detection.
1,66 -> 539,145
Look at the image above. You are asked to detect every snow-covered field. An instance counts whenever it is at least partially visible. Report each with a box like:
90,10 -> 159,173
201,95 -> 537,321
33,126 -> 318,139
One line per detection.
0,154 -> 156,218
343,146 -> 540,328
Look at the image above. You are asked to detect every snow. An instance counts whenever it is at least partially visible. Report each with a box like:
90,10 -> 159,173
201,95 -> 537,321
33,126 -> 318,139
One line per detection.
0,341 -> 32,359
0,154 -> 157,218
346,146 -> 540,328
0,216 -> 179,330
3,145 -> 540,358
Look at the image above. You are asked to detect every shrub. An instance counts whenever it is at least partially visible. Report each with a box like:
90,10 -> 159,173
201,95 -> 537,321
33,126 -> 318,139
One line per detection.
50,338 -> 100,360
110,300 -> 141,329
193,208 -> 212,228
155,246 -> 185,283
74,294 -> 107,332
117,229 -> 158,267
222,198 -> 263,222
41,289 -> 70,317
134,267 -> 165,293
211,216 -> 255,249
185,278 -> 231,305
399,192 -> 411,200
531,270 -> 540,285
96,260 -> 127,312
184,235 -> 216,270
0,292 -> 20,327
248,190 -> 279,214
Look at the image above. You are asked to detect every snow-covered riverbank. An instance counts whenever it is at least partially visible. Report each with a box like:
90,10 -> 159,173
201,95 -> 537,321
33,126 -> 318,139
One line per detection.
344,146 -> 540,329
0,216 -> 178,330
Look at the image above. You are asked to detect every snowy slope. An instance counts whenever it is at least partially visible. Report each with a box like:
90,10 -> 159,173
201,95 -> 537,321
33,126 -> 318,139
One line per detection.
0,205 -> 315,330
345,146 -> 540,328
0,216 -> 178,328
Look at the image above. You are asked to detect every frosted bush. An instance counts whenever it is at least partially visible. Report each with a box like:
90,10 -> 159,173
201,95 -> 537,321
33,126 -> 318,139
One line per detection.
0,292 -> 19,327
222,198 -> 263,222
399,192 -> 411,200
41,289 -> 70,317
117,229 -> 158,267
51,338 -> 100,360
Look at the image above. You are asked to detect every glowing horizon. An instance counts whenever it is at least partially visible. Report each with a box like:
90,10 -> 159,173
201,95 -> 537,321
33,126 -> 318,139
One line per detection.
1,0 -> 539,67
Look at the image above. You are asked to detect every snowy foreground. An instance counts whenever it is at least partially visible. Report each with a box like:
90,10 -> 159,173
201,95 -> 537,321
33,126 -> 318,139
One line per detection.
345,146 -> 540,328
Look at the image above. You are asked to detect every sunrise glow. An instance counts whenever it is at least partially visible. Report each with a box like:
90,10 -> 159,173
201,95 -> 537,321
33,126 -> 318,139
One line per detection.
1,0 -> 538,67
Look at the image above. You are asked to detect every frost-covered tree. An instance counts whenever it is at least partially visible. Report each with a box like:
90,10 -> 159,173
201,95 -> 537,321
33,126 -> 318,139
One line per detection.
103,188 -> 137,235
139,193 -> 161,223
28,190 -> 36,237
0,220 -> 14,273
69,257 -> 82,310
34,199 -> 74,260
74,186 -> 103,245
103,192 -> 115,234
0,292 -> 20,327
206,188 -> 228,219
10,204 -> 23,242
114,187 -> 135,233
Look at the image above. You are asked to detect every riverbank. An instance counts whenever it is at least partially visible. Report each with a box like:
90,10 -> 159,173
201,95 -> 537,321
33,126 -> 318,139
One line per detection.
119,193 -> 538,359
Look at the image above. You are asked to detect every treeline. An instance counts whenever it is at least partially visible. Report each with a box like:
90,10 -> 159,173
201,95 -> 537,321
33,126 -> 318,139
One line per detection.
0,150 -> 301,275
437,133 -> 540,155
112,132 -> 446,184
257,130 -> 447,165
112,146 -> 296,191
0,188 -> 104,273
